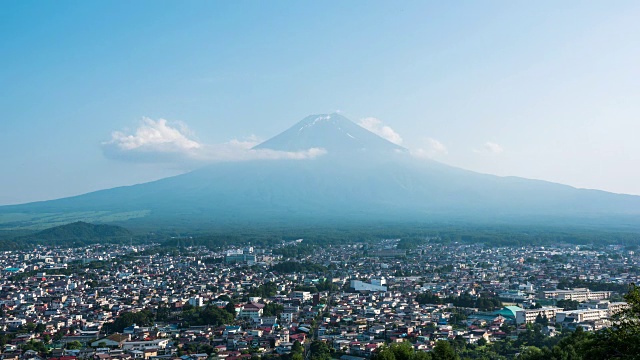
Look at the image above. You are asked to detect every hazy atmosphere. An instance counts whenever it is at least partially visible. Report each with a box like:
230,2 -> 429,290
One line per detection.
2,0 -> 640,205
4,3 -> 640,359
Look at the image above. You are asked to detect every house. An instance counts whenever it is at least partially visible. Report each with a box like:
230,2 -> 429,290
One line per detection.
239,303 -> 264,319
91,334 -> 131,348
122,339 -> 170,351
223,326 -> 242,337
275,342 -> 293,354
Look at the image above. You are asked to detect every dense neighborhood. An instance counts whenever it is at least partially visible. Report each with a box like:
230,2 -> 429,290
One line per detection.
0,239 -> 638,360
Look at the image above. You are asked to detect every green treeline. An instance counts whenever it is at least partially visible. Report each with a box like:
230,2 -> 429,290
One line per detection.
557,278 -> 631,294
103,310 -> 155,333
248,282 -> 278,298
415,292 -> 503,311
145,224 -> 640,250
181,304 -> 235,326
373,341 -> 457,360
2,222 -> 640,251
270,261 -> 327,273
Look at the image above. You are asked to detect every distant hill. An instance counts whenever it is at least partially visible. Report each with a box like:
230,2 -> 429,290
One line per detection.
1,113 -> 640,231
0,221 -> 134,250
22,221 -> 132,245
31,221 -> 132,241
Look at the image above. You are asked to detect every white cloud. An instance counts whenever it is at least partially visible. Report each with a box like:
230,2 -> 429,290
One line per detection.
102,117 -> 326,166
201,140 -> 326,162
478,141 -> 504,154
411,138 -> 448,159
226,135 -> 262,150
427,138 -> 448,155
102,118 -> 203,164
357,117 -> 403,145
108,117 -> 201,152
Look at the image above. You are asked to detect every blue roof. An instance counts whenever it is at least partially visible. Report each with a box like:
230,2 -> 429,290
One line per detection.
496,306 -> 523,319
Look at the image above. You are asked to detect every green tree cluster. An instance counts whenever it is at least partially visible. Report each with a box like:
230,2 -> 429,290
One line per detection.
308,340 -> 334,360
415,292 -> 502,311
315,279 -> 340,292
182,304 -> 234,326
270,261 -> 327,274
248,282 -> 278,298
581,283 -> 640,359
263,303 -> 284,317
105,310 -> 155,333
556,299 -> 580,311
372,341 -> 458,360
22,339 -> 50,354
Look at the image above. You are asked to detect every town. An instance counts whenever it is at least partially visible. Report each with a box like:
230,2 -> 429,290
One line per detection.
0,238 -> 638,360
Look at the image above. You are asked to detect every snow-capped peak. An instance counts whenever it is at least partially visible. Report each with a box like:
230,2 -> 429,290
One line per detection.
298,115 -> 334,132
254,113 -> 407,154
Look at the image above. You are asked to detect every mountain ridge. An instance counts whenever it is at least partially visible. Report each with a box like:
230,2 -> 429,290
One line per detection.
1,114 -> 640,231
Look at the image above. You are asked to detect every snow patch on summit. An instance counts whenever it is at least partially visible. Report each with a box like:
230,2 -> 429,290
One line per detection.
298,115 -> 334,132
254,113 -> 407,153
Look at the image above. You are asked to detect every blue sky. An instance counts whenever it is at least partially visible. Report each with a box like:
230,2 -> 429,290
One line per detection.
1,1 -> 640,204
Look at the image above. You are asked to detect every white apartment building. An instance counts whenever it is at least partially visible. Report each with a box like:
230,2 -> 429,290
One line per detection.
556,309 -> 608,323
515,307 -> 563,324
539,288 -> 611,302
350,279 -> 387,292
121,339 -> 170,351
578,300 -> 628,317
188,296 -> 204,307
292,291 -> 312,301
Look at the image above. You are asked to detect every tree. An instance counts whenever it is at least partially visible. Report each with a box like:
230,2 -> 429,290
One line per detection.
67,340 -> 82,350
34,323 -> 46,333
518,346 -> 544,360
372,342 -> 432,360
309,340 -> 332,360
556,299 -> 580,311
23,339 -> 48,354
291,340 -> 303,354
263,303 -> 284,317
225,301 -> 237,317
582,284 -> 640,359
182,304 -> 234,326
413,351 -> 432,360
431,341 -> 458,360
534,314 -> 549,326
249,282 -> 278,298
375,348 -> 397,360
54,330 -> 66,342
390,341 -> 413,360
107,310 -> 155,333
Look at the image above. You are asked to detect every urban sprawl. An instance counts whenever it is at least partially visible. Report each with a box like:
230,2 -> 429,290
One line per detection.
0,239 -> 638,360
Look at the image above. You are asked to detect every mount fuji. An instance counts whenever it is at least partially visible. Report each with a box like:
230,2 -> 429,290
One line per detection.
2,114 -> 640,230
254,114 -> 406,154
